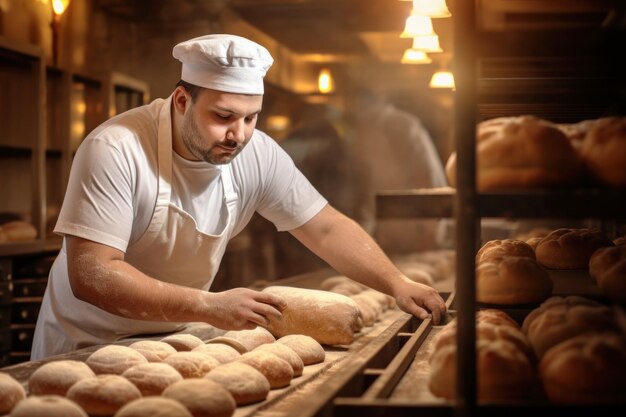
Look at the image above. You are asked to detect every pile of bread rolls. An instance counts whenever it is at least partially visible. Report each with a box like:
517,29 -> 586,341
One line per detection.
1,328 -> 328,416
445,115 -> 626,190
0,220 -> 37,243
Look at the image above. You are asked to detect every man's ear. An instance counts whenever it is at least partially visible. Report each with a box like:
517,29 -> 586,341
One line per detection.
172,86 -> 190,115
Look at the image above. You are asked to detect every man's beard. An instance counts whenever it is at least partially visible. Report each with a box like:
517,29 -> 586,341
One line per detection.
181,110 -> 242,165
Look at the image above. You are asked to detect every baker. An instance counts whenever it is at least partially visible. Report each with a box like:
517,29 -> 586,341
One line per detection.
32,34 -> 446,359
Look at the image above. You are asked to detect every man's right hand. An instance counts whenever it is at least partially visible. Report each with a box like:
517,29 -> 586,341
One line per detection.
204,288 -> 286,330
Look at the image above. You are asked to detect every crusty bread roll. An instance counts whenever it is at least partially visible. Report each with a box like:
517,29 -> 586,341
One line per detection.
589,245 -> 626,302
521,295 -> 602,334
476,239 -> 536,265
539,332 -> 626,404
319,276 -> 367,292
349,294 -> 379,326
476,256 -> 553,305
327,282 -> 365,296
204,362 -> 270,405
276,334 -> 325,365
0,220 -> 37,241
114,397 -> 192,417
205,336 -> 248,354
236,350 -> 293,389
0,372 -> 26,414
164,352 -> 220,378
191,343 -> 241,364
162,378 -> 236,417
121,362 -> 183,395
431,321 -> 534,361
477,309 -> 519,328
160,334 -> 204,351
128,340 -> 177,362
253,342 -> 304,377
429,338 -> 535,402
86,345 -> 148,375
221,327 -> 275,352
28,360 -> 95,396
580,116 -> 626,186
262,286 -> 363,345
9,395 -> 87,417
523,303 -> 620,357
67,374 -> 141,416
557,119 -> 596,150
525,236 -> 542,251
535,228 -> 614,269
446,115 -> 582,191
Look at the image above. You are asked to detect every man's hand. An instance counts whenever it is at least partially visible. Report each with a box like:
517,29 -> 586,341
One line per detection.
204,288 -> 287,330
391,277 -> 447,325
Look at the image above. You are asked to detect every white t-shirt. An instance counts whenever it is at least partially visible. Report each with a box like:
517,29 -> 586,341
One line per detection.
55,97 -> 327,252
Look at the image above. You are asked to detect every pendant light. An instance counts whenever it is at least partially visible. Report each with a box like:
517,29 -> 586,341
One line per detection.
400,14 -> 435,38
399,0 -> 451,18
401,49 -> 432,64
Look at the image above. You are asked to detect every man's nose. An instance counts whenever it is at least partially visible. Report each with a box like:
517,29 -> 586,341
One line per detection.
228,119 -> 246,143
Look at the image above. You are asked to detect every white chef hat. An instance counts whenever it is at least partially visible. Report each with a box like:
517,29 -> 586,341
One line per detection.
172,34 -> 274,95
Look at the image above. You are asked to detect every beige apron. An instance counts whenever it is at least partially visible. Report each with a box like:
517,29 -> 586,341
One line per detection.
32,97 -> 238,359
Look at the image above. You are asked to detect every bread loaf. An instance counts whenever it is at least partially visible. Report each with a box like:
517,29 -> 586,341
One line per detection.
446,116 -> 582,191
476,239 -> 536,265
521,295 -> 602,334
162,378 -> 236,417
0,220 -> 37,241
535,228 -> 614,269
253,342 -> 304,377
164,351 -> 220,378
0,372 -> 26,414
128,340 -> 177,362
262,286 -> 363,345
28,360 -> 95,396
67,374 -> 141,416
191,343 -> 241,364
9,395 -> 87,417
86,345 -> 148,375
221,326 -> 275,352
114,397 -> 193,417
589,245 -> 626,302
476,256 -> 553,305
276,334 -> 325,365
121,362 -> 183,395
203,362 -> 270,405
579,116 -> 626,186
236,350 -> 293,389
160,334 -> 204,351
539,332 -> 626,404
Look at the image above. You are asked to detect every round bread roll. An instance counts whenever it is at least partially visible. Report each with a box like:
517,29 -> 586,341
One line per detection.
86,345 -> 148,375
539,332 -> 626,404
253,342 -> 304,377
9,395 -> 87,417
128,340 -> 177,362
0,372 -> 26,414
521,295 -> 602,334
535,228 -> 614,269
28,360 -> 96,396
222,327 -> 275,352
431,321 -> 534,361
579,116 -> 626,186
276,334 -> 325,365
525,236 -> 542,251
114,397 -> 192,417
514,227 -> 552,242
164,352 -> 220,378
160,334 -> 205,351
429,338 -> 534,402
162,378 -> 236,417
319,276 -> 366,292
236,350 -> 293,389
476,256 -> 553,305
350,292 -> 384,316
205,336 -> 248,354
121,362 -> 183,395
262,286 -> 363,346
203,362 -> 270,405
524,303 -> 620,357
349,294 -> 379,326
446,115 -> 582,190
589,245 -> 626,302
191,343 -> 241,364
476,239 -> 536,265
0,220 -> 37,241
67,374 -> 141,416
476,309 -> 519,328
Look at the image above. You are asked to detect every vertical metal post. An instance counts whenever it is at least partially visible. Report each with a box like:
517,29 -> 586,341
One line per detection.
452,0 -> 478,416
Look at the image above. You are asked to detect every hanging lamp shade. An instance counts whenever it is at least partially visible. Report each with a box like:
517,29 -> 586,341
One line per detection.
429,70 -> 455,89
400,15 -> 435,38
401,49 -> 432,64
411,35 -> 443,53
399,0 -> 451,18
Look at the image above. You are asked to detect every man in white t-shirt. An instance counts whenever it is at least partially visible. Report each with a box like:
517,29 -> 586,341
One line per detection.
32,34 -> 446,359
